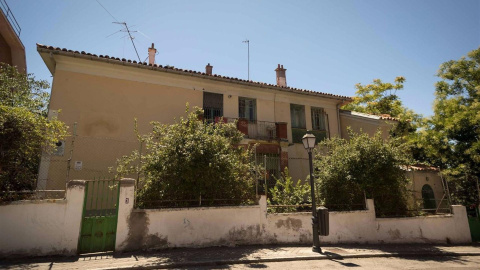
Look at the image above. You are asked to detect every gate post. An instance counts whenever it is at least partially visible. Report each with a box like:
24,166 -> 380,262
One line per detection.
66,180 -> 86,255
115,178 -> 135,251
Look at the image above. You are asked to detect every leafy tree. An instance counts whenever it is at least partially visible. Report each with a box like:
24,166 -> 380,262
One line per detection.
342,77 -> 423,139
314,129 -> 411,216
114,106 -> 256,208
267,167 -> 310,213
0,63 -> 67,200
420,47 -> 480,207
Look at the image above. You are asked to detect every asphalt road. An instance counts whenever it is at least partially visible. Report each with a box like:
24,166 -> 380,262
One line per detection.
187,256 -> 480,270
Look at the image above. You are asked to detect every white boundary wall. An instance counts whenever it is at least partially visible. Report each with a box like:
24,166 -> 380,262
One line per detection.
0,180 -> 85,257
0,181 -> 472,257
116,192 -> 471,251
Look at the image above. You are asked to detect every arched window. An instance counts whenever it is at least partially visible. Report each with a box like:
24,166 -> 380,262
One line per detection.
422,184 -> 436,210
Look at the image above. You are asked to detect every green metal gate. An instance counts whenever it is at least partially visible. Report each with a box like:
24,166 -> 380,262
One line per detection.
78,180 -> 120,254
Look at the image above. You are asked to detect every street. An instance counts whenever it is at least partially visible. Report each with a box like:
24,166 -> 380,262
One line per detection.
189,256 -> 480,270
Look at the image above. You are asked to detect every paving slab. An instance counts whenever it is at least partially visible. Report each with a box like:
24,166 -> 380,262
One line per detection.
1,244 -> 480,269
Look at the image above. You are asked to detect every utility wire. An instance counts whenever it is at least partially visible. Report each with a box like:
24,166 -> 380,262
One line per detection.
96,0 -> 119,22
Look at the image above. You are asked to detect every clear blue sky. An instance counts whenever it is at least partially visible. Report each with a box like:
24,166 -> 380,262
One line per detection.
8,0 -> 480,116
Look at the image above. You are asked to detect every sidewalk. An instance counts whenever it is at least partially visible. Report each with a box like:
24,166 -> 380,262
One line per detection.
2,244 -> 480,269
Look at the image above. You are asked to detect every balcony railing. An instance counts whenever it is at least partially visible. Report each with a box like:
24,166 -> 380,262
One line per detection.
292,128 -> 328,144
219,117 -> 287,141
0,0 -> 21,37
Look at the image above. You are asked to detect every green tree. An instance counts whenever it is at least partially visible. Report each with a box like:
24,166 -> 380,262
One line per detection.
420,47 -> 480,207
314,129 -> 411,216
0,63 -> 67,200
114,106 -> 256,208
342,77 -> 423,138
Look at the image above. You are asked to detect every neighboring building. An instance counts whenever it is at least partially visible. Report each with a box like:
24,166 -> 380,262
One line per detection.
0,0 -> 26,72
339,109 -> 397,140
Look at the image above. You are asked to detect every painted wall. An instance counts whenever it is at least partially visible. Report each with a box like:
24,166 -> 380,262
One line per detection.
117,196 -> 471,252
0,181 -> 85,257
339,112 -> 393,140
40,54 -> 345,189
407,170 -> 447,209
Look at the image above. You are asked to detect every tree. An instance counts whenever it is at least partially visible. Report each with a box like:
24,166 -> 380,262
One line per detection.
0,63 -> 67,200
420,47 -> 480,207
114,106 -> 256,208
314,129 -> 411,216
342,77 -> 423,138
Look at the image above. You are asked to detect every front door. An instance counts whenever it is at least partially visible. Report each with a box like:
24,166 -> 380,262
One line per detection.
78,180 -> 120,254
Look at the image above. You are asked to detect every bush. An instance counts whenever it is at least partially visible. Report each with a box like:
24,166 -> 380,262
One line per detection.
267,167 -> 310,213
314,129 -> 411,216
114,105 -> 256,208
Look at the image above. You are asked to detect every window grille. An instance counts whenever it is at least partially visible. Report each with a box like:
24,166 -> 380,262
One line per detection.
311,107 -> 327,131
203,92 -> 223,122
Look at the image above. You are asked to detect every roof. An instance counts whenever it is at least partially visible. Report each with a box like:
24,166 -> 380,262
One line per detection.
339,109 -> 399,121
36,44 -> 352,102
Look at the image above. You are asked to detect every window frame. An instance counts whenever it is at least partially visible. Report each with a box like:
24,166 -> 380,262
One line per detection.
239,97 -> 257,122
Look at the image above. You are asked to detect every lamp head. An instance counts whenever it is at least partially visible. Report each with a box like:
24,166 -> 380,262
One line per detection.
302,133 -> 316,152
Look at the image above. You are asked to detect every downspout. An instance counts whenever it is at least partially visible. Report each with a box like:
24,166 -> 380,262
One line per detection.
336,100 -> 343,138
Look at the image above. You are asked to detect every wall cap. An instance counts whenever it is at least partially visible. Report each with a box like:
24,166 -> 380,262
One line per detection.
120,178 -> 136,187
67,180 -> 86,188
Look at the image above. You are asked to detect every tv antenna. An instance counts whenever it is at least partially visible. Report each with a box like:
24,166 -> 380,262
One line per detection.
96,0 -> 141,62
112,22 -> 141,62
242,39 -> 250,80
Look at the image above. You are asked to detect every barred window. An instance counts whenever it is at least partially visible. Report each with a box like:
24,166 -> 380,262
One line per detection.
311,107 -> 326,130
239,97 -> 256,122
203,92 -> 223,122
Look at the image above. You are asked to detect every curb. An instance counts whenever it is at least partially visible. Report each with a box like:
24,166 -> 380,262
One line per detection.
100,251 -> 480,270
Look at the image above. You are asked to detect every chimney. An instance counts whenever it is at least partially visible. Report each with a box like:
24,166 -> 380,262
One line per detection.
275,64 -> 287,87
206,63 -> 213,75
148,43 -> 157,65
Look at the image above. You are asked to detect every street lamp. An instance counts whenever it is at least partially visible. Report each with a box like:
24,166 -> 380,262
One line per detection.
302,132 -> 321,252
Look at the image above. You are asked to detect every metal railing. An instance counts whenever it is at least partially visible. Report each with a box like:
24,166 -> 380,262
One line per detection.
291,128 -> 328,144
227,118 -> 278,141
0,0 -> 21,37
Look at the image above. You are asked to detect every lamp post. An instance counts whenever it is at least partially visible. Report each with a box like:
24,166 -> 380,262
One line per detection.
302,132 -> 321,252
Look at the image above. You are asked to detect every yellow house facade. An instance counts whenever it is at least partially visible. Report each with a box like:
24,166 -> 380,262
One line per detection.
37,43 -> 417,195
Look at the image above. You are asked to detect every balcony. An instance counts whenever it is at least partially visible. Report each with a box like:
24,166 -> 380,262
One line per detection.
217,117 -> 287,141
291,128 -> 328,144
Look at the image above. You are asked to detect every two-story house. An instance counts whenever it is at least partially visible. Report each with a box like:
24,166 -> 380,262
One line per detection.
36,43 -> 400,191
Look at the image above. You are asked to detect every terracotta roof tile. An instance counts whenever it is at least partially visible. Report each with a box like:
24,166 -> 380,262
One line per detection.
37,43 -> 352,101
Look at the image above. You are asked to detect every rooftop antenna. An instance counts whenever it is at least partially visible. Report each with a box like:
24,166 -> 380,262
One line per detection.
97,0 -> 142,62
113,22 -> 141,62
242,39 -> 250,81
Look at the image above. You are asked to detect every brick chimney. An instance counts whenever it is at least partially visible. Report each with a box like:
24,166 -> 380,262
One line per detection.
148,43 -> 157,65
206,63 -> 213,75
275,64 -> 287,87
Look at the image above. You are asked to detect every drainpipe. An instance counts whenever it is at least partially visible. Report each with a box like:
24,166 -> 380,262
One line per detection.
336,101 -> 343,138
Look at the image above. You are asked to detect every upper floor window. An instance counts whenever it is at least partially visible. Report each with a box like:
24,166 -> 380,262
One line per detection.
290,104 -> 306,129
311,107 -> 327,131
239,97 -> 256,122
203,92 -> 223,122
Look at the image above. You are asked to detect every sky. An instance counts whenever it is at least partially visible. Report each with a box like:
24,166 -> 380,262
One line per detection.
7,0 -> 480,117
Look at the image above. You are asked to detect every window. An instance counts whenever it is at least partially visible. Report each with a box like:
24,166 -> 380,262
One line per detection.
203,92 -> 223,122
239,97 -> 256,122
290,104 -> 305,128
311,107 -> 327,131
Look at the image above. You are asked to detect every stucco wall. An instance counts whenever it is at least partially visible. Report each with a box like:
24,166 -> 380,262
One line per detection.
117,196 -> 471,252
0,181 -> 85,257
407,170 -> 447,208
339,112 -> 393,140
